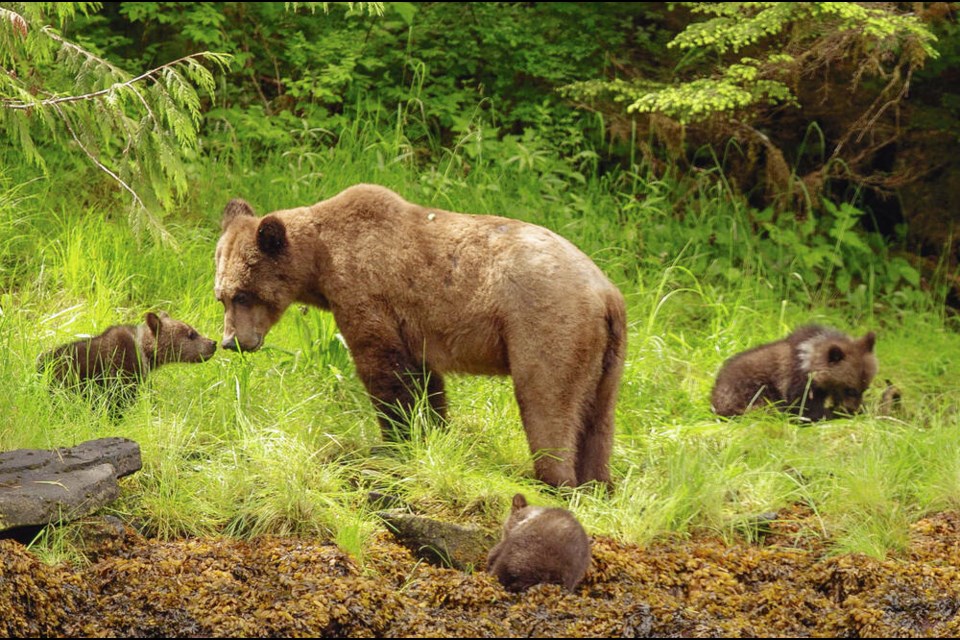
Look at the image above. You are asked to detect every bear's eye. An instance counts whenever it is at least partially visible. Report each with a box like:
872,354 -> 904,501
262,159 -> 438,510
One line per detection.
188,330 -> 199,340
233,292 -> 252,307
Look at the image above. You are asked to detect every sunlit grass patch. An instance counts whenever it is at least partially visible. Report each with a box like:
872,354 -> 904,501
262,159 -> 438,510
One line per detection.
1,147 -> 958,567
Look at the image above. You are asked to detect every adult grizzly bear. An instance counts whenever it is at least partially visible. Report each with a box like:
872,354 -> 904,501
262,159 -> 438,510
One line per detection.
215,184 -> 626,487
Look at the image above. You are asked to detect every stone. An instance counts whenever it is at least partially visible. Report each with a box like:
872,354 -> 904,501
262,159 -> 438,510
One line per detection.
378,509 -> 497,570
0,438 -> 141,533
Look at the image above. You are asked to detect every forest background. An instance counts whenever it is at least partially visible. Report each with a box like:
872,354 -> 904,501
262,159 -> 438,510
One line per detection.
1,1 -> 960,564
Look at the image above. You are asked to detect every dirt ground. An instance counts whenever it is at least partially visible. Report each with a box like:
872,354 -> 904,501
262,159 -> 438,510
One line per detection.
3,506 -> 960,637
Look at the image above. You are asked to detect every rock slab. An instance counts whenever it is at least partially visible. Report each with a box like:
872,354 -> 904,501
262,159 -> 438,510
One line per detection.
378,509 -> 496,570
0,437 -> 141,532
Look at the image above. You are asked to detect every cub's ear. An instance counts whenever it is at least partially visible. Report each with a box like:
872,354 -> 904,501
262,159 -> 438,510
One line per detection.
862,331 -> 876,352
511,493 -> 528,511
827,344 -> 846,364
257,215 -> 287,257
221,198 -> 255,232
145,312 -> 162,337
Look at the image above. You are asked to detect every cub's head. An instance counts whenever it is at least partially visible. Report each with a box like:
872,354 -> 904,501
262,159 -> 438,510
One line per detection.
502,493 -> 546,535
145,311 -> 217,365
215,199 -> 298,352
809,331 -> 878,416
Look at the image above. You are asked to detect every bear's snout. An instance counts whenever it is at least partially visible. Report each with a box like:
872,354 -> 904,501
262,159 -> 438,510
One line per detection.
222,334 -> 262,352
201,339 -> 218,360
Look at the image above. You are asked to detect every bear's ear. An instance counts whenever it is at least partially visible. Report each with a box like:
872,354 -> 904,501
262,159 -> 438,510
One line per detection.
862,331 -> 876,352
827,344 -> 846,364
511,493 -> 528,511
221,198 -> 255,232
145,312 -> 162,337
257,215 -> 287,257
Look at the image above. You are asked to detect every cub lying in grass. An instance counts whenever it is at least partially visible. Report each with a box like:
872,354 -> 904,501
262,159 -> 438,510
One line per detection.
711,324 -> 877,421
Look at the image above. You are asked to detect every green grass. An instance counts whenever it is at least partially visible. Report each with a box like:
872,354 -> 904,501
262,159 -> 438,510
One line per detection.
1,128 -> 959,566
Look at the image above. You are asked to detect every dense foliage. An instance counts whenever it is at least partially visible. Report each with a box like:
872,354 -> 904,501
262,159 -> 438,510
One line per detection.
2,2 -> 956,290
70,3 -> 641,148
566,3 -> 937,123
563,2 -> 945,219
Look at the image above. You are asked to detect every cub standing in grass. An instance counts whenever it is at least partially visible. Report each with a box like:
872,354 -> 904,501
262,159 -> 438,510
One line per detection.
214,184 -> 626,488
711,324 -> 878,421
486,493 -> 591,593
38,311 -> 217,419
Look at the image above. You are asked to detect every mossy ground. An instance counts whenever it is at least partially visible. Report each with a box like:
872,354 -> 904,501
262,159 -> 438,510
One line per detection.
4,508 -> 960,637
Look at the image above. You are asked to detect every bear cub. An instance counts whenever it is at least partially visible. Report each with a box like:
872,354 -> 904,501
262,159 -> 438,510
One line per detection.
38,311 -> 217,418
711,324 -> 877,421
486,493 -> 591,593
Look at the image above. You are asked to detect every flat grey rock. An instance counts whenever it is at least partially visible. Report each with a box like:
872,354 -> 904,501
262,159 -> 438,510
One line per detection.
0,436 -> 141,478
0,438 -> 141,532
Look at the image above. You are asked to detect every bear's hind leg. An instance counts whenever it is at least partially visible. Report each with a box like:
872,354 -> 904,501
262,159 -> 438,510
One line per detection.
425,369 -> 448,424
508,312 -> 617,488
575,400 -> 614,486
575,338 -> 623,486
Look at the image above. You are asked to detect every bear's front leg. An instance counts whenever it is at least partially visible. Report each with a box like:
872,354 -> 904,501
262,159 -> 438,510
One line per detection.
352,342 -> 447,441
794,386 -> 831,422
485,540 -> 505,571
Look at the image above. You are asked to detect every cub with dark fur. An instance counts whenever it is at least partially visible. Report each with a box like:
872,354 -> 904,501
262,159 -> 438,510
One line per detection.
38,311 -> 217,418
711,324 -> 877,421
486,493 -> 591,593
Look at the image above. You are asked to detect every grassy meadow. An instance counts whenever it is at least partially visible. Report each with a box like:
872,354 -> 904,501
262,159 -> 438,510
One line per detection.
2,124 -> 959,567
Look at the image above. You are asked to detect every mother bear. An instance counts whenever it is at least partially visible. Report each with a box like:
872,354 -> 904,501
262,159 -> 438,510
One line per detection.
215,184 -> 626,487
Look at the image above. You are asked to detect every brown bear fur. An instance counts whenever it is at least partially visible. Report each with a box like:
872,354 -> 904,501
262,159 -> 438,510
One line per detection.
877,380 -> 903,417
486,493 -> 591,593
38,311 -> 217,418
214,184 -> 626,487
711,324 -> 878,421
